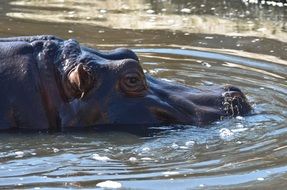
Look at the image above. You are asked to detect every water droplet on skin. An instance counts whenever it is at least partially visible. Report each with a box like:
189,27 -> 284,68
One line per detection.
96,181 -> 122,188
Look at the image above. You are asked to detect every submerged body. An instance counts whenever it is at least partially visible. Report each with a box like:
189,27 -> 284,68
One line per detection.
0,35 -> 251,130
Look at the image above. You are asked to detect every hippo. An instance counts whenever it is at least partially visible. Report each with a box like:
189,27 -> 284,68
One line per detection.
0,35 -> 251,131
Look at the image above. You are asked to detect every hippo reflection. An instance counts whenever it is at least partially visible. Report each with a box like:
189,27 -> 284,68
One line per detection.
0,35 -> 251,130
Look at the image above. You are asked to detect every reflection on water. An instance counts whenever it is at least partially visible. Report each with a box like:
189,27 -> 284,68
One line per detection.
0,0 -> 287,189
4,0 -> 287,41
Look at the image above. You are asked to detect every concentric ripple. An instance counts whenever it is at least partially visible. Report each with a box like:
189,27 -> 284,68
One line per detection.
0,46 -> 286,189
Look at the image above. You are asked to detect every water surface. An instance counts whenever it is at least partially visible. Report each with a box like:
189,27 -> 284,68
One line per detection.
0,0 -> 286,189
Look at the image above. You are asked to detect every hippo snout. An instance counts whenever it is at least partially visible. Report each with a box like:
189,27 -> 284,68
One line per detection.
222,85 -> 251,117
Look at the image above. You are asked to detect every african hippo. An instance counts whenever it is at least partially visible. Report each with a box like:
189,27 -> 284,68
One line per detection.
0,35 -> 251,130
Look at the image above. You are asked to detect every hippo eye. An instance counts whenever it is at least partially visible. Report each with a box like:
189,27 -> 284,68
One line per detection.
120,72 -> 147,97
126,75 -> 140,87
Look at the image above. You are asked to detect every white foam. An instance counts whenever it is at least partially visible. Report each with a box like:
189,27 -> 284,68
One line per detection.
96,180 -> 122,188
92,154 -> 111,161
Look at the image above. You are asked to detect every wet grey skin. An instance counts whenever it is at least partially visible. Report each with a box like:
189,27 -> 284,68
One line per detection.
0,35 -> 251,131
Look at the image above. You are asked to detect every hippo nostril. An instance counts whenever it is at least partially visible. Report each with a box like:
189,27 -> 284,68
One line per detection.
222,90 -> 251,117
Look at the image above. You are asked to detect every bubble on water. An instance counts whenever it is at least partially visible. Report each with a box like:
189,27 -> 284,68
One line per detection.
232,128 -> 248,133
99,9 -> 107,14
52,148 -> 60,153
146,9 -> 155,14
185,141 -> 195,147
251,39 -> 260,43
162,171 -> 179,177
96,180 -> 122,188
128,157 -> 137,162
68,30 -> 74,33
141,157 -> 153,161
15,151 -> 24,158
203,81 -> 214,86
202,62 -> 211,68
236,116 -> 244,120
142,147 -> 150,152
219,128 -> 234,141
257,177 -> 265,181
92,154 -> 111,161
257,28 -> 266,32
205,36 -> 214,39
181,8 -> 191,13
236,141 -> 242,144
171,143 -> 179,149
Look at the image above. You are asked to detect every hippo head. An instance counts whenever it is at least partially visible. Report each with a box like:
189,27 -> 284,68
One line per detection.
58,39 -> 251,128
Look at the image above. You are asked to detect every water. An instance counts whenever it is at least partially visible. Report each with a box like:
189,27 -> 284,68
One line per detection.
0,0 -> 287,189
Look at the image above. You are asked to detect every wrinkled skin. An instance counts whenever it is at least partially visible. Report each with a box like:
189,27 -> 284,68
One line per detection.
0,35 -> 251,131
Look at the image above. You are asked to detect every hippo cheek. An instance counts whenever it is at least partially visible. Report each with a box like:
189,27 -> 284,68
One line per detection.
107,103 -> 160,125
62,100 -> 104,127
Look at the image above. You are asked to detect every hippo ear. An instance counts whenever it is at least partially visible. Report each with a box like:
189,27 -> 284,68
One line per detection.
68,64 -> 93,98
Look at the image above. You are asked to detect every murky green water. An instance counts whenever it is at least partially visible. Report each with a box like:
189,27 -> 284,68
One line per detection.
0,0 -> 287,189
